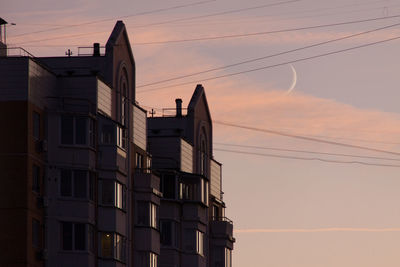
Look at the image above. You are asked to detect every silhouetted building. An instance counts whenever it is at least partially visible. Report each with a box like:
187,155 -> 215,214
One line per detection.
0,20 -> 233,267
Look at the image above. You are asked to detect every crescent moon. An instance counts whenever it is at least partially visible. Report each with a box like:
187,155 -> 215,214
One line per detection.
286,64 -> 297,95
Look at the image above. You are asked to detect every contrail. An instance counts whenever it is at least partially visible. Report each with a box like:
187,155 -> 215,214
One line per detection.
234,228 -> 400,233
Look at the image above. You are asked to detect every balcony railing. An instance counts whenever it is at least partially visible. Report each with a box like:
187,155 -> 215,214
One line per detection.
212,216 -> 233,224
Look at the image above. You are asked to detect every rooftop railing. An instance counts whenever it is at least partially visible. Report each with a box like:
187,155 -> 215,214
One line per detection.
0,46 -> 35,57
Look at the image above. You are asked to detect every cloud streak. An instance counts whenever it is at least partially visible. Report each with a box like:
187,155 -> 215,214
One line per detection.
234,227 -> 400,233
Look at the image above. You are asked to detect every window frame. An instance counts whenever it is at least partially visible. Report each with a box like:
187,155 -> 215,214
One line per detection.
60,169 -> 95,201
100,179 -> 126,210
61,222 -> 93,252
100,232 -> 126,262
60,115 -> 95,148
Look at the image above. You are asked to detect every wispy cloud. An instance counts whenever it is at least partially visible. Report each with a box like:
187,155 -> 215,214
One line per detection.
235,227 -> 400,233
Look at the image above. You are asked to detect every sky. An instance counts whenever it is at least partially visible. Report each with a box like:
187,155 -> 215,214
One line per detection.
3,0 -> 400,266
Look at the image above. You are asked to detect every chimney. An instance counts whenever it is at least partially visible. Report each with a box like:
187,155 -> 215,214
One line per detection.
175,98 -> 182,117
93,43 -> 100,56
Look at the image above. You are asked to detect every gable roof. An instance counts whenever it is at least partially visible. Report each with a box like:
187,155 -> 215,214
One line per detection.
188,84 -> 212,122
106,20 -> 135,64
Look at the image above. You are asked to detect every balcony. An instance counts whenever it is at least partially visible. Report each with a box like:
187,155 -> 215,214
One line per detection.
210,217 -> 235,249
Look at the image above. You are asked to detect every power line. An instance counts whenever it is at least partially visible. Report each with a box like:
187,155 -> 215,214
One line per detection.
134,14 -> 400,45
214,148 -> 400,168
136,21 -> 400,88
213,120 -> 400,157
9,0 -> 216,38
130,0 -> 302,28
137,32 -> 400,93
214,142 -> 400,161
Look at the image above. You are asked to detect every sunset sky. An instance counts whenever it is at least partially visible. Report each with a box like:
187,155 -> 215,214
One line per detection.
4,0 -> 400,266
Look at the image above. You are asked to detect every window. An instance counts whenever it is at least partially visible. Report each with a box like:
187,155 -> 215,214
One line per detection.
61,222 -> 92,251
61,115 -> 95,147
150,252 -> 158,267
136,202 -> 158,229
100,232 -> 126,262
117,125 -> 127,149
135,153 -> 143,169
179,178 -> 208,205
101,125 -> 114,144
60,170 -> 94,200
32,219 -> 40,248
32,165 -> 40,193
225,248 -> 232,267
161,174 -> 176,199
196,230 -> 204,256
160,220 -> 179,247
100,180 -> 126,210
33,112 -> 40,140
184,229 -> 203,255
150,203 -> 158,229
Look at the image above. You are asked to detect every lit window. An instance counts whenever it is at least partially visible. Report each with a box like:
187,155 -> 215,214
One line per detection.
100,180 -> 126,210
60,170 -> 94,200
136,202 -> 158,229
179,178 -> 208,205
117,125 -> 127,149
135,153 -> 143,170
225,248 -> 232,267
196,230 -> 204,256
149,252 -> 158,267
61,222 -> 92,251
184,229 -> 204,255
100,232 -> 126,262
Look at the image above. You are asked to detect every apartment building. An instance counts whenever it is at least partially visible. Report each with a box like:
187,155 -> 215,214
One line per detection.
0,19 -> 233,267
147,85 -> 235,267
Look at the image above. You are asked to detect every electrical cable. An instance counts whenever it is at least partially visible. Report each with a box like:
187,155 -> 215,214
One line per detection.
137,33 -> 400,93
9,0 -> 217,38
136,21 -> 400,88
213,120 -> 400,157
134,14 -> 400,45
130,0 -> 302,28
214,142 -> 400,161
214,148 -> 400,168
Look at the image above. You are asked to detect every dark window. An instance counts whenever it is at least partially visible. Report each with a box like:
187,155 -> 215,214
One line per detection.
32,165 -> 40,193
101,180 -> 114,205
88,225 -> 95,252
32,219 -> 40,248
160,221 -> 172,246
61,115 -> 73,144
101,125 -> 114,144
74,223 -> 86,250
60,170 -> 72,197
62,222 -> 73,250
75,117 -> 87,145
74,170 -> 87,198
89,172 -> 95,201
161,174 -> 175,199
60,170 -> 91,199
61,222 -> 89,251
137,201 -> 149,226
89,118 -> 95,148
33,112 -> 40,140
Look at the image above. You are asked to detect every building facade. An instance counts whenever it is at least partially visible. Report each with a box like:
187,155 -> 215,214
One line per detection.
0,20 -> 233,267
